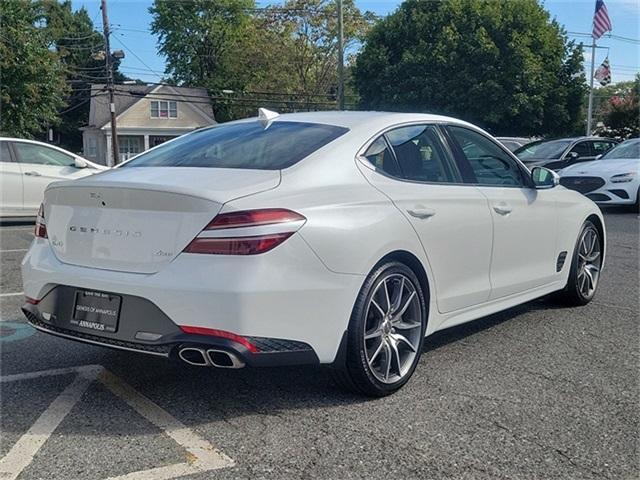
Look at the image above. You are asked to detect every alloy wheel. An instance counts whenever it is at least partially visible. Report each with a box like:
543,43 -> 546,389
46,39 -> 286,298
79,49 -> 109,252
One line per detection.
363,273 -> 422,384
577,226 -> 601,298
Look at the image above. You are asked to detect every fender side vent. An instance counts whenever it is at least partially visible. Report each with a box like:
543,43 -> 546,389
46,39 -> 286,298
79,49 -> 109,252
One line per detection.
556,251 -> 568,272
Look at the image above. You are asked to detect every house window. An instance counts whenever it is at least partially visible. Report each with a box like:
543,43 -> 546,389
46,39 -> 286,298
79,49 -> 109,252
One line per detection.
86,137 -> 97,157
119,136 -> 142,161
150,101 -> 177,119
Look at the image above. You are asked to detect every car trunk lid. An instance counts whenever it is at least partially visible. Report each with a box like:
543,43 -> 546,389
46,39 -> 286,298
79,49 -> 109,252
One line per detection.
43,167 -> 280,274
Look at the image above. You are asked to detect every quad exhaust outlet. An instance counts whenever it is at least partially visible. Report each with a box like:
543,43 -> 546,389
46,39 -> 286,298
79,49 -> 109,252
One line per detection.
178,347 -> 246,369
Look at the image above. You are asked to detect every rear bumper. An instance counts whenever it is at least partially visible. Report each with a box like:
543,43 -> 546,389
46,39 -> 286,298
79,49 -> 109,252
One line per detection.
22,300 -> 319,367
21,235 -> 364,363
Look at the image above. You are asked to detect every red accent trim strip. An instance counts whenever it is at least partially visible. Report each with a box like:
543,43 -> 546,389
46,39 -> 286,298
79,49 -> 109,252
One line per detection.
25,297 -> 40,305
179,326 -> 259,353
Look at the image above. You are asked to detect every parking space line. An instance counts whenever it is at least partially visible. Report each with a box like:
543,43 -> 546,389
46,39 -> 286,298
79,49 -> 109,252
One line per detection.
0,293 -> 24,298
0,249 -> 28,253
0,365 -> 101,383
0,365 -> 234,480
100,369 -> 234,474
106,462 -> 211,480
0,368 -> 100,480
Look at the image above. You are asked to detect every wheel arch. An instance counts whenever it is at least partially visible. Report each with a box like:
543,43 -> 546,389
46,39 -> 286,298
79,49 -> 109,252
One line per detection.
585,213 -> 606,266
377,250 -> 431,327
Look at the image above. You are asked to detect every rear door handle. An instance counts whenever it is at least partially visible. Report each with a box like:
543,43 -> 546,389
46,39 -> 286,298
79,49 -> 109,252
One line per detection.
493,203 -> 512,216
407,208 -> 436,219
23,171 -> 41,177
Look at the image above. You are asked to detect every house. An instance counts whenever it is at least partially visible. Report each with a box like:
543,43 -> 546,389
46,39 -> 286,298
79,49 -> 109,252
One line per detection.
82,84 -> 216,165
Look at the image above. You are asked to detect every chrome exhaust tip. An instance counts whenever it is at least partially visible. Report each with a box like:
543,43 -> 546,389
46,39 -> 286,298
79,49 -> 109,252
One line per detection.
178,347 -> 210,367
206,349 -> 246,369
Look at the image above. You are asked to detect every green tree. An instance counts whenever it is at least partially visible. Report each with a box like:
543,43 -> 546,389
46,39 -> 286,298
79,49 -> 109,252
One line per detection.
151,1 -> 254,85
39,0 -> 124,152
0,0 -> 68,137
353,0 -> 587,136
591,78 -> 637,126
150,0 -> 374,120
259,0 -> 374,103
595,75 -> 640,139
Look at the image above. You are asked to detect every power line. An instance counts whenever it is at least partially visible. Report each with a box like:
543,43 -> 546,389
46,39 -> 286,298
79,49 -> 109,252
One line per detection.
111,34 -> 165,79
568,31 -> 640,44
108,89 -> 355,108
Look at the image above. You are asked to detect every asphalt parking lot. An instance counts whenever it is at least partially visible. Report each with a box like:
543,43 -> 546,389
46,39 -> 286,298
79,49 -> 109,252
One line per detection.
0,210 -> 638,480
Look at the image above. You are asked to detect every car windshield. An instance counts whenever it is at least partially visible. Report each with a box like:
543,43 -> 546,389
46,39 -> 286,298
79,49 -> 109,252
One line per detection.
122,121 -> 349,170
514,139 -> 573,161
601,139 -> 640,159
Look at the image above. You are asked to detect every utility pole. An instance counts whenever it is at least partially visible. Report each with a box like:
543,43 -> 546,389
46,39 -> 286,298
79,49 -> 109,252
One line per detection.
586,38 -> 597,136
101,0 -> 119,166
337,0 -> 345,110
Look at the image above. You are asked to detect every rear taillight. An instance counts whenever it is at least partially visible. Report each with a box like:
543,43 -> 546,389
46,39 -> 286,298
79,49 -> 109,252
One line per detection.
184,208 -> 305,255
203,209 -> 305,230
35,204 -> 47,238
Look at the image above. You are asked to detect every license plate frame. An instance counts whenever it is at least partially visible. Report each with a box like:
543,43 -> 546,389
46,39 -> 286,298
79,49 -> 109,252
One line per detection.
71,289 -> 121,333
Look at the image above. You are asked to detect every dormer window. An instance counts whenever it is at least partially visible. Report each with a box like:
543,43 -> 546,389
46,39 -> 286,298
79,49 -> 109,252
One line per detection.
151,100 -> 177,118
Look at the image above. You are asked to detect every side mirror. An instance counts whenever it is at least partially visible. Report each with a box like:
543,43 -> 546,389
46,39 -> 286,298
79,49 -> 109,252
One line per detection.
595,154 -> 603,160
531,166 -> 559,189
567,151 -> 579,160
74,157 -> 88,169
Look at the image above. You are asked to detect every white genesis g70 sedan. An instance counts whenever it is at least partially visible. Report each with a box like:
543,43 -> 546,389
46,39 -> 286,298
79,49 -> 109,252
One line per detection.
22,111 -> 605,396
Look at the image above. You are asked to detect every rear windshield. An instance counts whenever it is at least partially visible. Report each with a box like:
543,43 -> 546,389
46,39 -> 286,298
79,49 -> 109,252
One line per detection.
122,121 -> 349,170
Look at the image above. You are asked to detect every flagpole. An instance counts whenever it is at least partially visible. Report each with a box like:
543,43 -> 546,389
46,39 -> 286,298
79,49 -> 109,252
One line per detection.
586,38 -> 597,136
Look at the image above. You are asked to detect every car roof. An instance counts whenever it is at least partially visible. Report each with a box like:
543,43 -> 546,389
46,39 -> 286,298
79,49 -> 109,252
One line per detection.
0,137 -> 78,150
539,136 -> 615,142
228,110 -> 477,131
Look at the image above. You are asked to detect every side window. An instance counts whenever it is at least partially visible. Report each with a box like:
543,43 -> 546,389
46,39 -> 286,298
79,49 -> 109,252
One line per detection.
385,125 -> 458,183
13,143 -> 75,166
448,126 -> 524,187
569,141 -> 592,158
592,141 -> 615,156
0,142 -> 12,162
363,136 -> 400,177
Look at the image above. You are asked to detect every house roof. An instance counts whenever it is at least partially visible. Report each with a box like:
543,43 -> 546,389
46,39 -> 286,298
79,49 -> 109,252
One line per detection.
87,84 -> 215,128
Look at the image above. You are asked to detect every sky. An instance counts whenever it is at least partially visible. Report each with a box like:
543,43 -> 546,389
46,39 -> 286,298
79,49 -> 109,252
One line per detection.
71,0 -> 640,85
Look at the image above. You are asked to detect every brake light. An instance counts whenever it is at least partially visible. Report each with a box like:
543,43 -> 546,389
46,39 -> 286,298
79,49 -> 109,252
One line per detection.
204,209 -> 305,230
184,209 -> 305,255
179,326 -> 259,353
35,204 -> 47,238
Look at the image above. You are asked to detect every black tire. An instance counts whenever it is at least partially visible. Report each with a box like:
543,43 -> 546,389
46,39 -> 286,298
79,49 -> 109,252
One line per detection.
634,187 -> 640,213
331,261 -> 427,397
555,220 -> 603,306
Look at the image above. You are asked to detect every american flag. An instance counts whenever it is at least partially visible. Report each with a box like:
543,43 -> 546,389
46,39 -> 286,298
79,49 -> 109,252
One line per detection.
592,0 -> 612,40
594,57 -> 611,86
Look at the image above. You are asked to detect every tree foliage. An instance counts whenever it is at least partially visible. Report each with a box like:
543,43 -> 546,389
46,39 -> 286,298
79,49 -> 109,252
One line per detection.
40,0 -> 126,151
150,0 -> 374,120
595,75 -> 640,139
353,0 -> 587,136
0,0 -> 68,138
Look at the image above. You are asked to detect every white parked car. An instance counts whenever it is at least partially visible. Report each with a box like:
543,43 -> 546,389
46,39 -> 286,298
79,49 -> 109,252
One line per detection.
560,138 -> 639,210
22,111 -> 605,396
0,138 -> 106,218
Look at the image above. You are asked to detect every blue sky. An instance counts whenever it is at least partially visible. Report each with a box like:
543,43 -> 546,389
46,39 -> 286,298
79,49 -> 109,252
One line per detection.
72,0 -> 639,85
